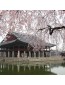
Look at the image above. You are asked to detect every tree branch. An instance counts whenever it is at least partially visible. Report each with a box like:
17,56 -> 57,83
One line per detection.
47,25 -> 65,35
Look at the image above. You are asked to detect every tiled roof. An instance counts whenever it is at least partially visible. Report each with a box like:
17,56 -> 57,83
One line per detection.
0,32 -> 56,48
0,39 -> 17,46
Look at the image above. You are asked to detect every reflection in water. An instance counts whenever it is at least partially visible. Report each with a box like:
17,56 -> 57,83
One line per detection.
12,64 -> 14,71
8,64 -> 9,71
34,66 -> 36,70
28,65 -> 31,70
0,64 -> 2,69
17,65 -> 19,72
24,66 -> 25,71
0,62 -> 65,75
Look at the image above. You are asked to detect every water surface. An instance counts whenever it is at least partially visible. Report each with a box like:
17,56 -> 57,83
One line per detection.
0,61 -> 65,75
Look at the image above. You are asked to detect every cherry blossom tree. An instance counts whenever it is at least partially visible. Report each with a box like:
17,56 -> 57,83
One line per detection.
0,10 -> 65,51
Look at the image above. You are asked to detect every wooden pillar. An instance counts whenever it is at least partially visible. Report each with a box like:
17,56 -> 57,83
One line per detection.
44,51 -> 46,57
12,47 -> 15,57
3,52 -> 6,57
21,52 -> 24,57
0,52 -> 2,57
49,47 -> 51,57
34,51 -> 36,58
42,51 -> 44,57
24,51 -> 27,58
40,51 -> 43,57
1,48 -> 3,57
12,51 -> 14,57
17,50 -> 20,58
38,51 -> 40,58
50,51 -> 51,57
5,48 -> 7,57
29,51 -> 31,57
8,50 -> 10,57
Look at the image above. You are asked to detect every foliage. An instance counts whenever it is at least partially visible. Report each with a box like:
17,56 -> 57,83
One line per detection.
0,10 -> 65,51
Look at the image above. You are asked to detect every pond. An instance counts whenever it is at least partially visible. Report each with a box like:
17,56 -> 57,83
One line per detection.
0,61 -> 65,75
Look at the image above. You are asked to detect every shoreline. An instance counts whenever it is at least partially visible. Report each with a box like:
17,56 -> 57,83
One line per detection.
0,56 -> 65,64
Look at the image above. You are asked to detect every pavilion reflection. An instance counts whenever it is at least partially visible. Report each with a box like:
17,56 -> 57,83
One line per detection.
0,63 -> 51,72
0,62 -> 64,74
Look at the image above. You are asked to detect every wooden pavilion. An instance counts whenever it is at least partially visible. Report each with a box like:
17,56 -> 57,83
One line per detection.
0,32 -> 55,58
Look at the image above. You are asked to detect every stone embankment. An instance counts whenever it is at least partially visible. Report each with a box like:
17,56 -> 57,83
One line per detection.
0,56 -> 65,63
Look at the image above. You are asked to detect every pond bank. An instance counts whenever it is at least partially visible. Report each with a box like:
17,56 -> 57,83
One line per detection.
0,56 -> 65,63
0,57 -> 65,75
